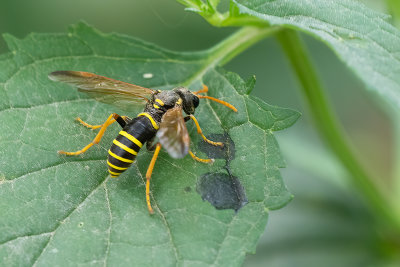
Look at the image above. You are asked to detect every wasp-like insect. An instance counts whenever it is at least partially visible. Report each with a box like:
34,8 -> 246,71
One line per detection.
49,71 -> 237,213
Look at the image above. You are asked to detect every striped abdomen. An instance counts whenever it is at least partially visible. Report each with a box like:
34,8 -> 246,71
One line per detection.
107,114 -> 159,177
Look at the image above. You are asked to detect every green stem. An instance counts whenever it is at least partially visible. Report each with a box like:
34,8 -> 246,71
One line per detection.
183,26 -> 281,86
387,1 -> 400,204
389,111 -> 400,206
277,29 -> 400,231
206,26 -> 281,66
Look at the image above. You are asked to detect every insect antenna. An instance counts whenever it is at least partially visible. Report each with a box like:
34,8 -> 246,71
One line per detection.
197,95 -> 238,112
194,85 -> 238,112
194,86 -> 209,95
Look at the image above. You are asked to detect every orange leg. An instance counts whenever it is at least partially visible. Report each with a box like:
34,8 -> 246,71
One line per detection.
189,150 -> 214,164
189,114 -> 223,147
58,113 -> 119,156
145,143 -> 162,214
76,115 -> 129,130
75,117 -> 103,130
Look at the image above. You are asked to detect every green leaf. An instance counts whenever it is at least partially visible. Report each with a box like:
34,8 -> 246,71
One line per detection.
0,23 -> 299,266
229,0 -> 400,109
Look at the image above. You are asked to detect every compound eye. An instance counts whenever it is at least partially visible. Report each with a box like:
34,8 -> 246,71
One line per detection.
193,95 -> 199,108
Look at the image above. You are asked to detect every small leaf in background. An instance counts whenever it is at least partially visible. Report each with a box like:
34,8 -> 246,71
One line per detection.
0,23 -> 299,266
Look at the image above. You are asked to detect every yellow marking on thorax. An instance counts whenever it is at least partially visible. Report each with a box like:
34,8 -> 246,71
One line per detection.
176,98 -> 182,105
113,140 -> 138,155
108,150 -> 134,163
119,131 -> 143,148
153,104 -> 160,109
138,112 -> 159,130
107,160 -> 128,171
155,99 -> 164,106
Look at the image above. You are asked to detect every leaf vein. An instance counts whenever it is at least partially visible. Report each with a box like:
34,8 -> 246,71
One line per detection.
133,164 -> 181,264
32,174 -> 109,266
103,182 -> 112,267
0,232 -> 52,246
1,159 -> 104,184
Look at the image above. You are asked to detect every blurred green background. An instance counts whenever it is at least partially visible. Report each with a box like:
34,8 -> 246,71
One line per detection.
0,0 -> 395,266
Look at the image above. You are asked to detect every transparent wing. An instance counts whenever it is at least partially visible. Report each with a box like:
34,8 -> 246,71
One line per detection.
157,106 -> 190,159
48,71 -> 155,109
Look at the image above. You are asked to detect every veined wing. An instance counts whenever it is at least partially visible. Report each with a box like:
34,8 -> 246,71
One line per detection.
49,71 -> 156,109
157,106 -> 190,159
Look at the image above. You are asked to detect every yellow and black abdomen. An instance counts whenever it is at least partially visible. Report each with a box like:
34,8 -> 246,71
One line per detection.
107,114 -> 159,177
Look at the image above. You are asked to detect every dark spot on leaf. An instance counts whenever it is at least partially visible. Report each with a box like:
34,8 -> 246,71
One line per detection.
198,133 -> 235,161
78,222 -> 84,227
196,172 -> 248,212
184,186 -> 192,192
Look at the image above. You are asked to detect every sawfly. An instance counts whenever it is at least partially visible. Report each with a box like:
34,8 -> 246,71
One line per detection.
49,71 -> 237,214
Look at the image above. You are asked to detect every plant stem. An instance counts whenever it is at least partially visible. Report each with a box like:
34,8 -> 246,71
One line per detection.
277,29 -> 400,231
206,26 -> 281,66
389,111 -> 400,208
183,26 -> 281,86
384,0 -> 400,224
